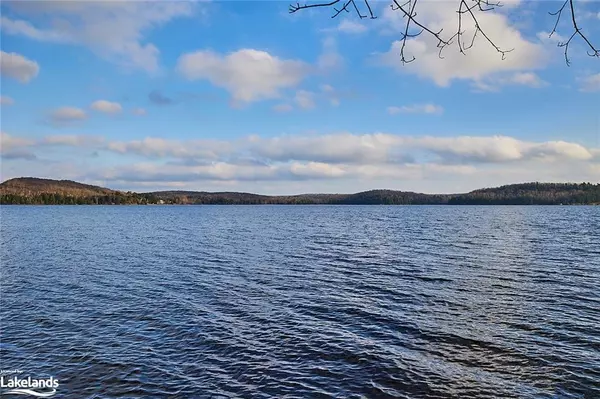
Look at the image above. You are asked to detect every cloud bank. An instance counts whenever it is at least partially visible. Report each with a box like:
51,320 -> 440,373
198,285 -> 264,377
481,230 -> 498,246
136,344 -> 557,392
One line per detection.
0,1 -> 197,72
2,132 -> 598,193
0,51 -> 39,83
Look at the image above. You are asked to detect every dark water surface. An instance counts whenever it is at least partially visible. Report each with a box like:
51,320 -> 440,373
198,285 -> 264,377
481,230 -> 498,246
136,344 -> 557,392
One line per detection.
1,205 -> 599,398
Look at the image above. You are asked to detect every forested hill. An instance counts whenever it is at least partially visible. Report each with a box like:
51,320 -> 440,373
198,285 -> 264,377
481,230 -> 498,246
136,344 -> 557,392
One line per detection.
0,177 -> 113,196
1,178 -> 599,205
447,182 -> 600,205
0,177 -> 143,205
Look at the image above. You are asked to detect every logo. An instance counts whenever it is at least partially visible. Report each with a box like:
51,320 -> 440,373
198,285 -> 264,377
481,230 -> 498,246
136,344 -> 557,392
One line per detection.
0,374 -> 59,397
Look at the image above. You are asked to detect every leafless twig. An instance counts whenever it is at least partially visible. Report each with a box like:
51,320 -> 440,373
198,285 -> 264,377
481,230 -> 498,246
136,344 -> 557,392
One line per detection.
289,0 -> 376,19
548,0 -> 599,66
289,0 -> 598,65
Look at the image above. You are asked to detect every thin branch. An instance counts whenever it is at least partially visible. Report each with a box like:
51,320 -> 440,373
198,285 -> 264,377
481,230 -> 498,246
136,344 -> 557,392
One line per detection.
397,0 -> 420,63
289,0 -> 341,14
289,0 -> 365,20
289,0 -> 598,65
351,0 -> 367,19
460,0 -> 513,60
549,0 -> 599,66
363,0 -> 376,19
391,0 -> 456,62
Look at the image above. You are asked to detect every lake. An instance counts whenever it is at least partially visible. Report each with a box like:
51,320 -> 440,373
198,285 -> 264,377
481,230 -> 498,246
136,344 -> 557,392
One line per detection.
1,205 -> 599,398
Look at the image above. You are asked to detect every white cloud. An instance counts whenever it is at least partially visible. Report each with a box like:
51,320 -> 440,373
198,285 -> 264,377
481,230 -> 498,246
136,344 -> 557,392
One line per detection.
410,135 -> 526,162
578,10 -> 600,20
320,84 -> 341,106
0,16 -> 70,42
91,100 -> 122,114
295,90 -> 316,109
106,137 -> 231,160
0,132 -> 37,160
8,132 -> 596,166
41,135 -> 104,147
317,37 -> 343,72
337,19 -> 368,34
289,161 -> 347,178
248,134 -> 596,165
48,107 -> 88,124
537,31 -> 566,45
273,104 -> 293,113
275,85 -> 344,111
9,154 -> 594,195
473,72 -> 548,91
378,1 -> 546,86
175,38 -> 342,104
0,2 -> 196,72
526,141 -> 593,161
579,73 -> 600,92
132,107 -> 147,116
4,132 -> 598,192
0,96 -> 15,106
1,132 -> 35,152
97,161 -> 282,183
248,133 -> 401,164
507,72 -> 548,87
0,51 -> 39,83
91,159 -> 477,185
177,49 -> 309,103
411,136 -> 594,163
387,104 -> 444,115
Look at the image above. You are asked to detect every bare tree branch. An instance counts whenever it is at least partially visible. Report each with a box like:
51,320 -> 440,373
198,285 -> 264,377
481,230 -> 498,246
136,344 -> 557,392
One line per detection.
289,0 -> 598,65
459,0 -> 514,60
289,0 -> 342,14
549,0 -> 599,66
363,0 -> 377,19
391,0 -> 450,63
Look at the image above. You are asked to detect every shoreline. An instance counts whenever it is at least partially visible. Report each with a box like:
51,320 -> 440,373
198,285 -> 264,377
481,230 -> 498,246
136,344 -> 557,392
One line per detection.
2,178 -> 599,206
1,203 -> 598,206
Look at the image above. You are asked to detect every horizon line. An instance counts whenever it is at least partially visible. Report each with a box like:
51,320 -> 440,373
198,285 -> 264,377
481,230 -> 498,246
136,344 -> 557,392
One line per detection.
2,177 -> 599,197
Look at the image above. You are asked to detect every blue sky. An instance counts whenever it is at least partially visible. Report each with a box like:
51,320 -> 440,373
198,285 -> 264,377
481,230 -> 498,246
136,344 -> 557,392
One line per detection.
1,0 -> 599,194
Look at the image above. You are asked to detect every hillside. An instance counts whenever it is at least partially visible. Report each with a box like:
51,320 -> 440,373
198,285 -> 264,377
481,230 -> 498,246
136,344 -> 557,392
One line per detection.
0,177 -> 115,196
332,190 -> 451,205
0,177 -> 146,205
149,190 -> 346,205
448,182 -> 600,205
1,177 -> 599,205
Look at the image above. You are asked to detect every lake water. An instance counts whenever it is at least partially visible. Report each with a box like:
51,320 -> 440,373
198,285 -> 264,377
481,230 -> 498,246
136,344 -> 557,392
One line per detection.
1,205 -> 599,398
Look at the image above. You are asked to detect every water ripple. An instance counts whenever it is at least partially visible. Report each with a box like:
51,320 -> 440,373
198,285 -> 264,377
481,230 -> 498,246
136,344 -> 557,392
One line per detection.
1,205 -> 599,398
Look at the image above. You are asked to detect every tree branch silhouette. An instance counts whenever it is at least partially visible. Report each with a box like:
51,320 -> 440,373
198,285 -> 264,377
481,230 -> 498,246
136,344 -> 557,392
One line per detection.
289,0 -> 598,65
548,0 -> 599,66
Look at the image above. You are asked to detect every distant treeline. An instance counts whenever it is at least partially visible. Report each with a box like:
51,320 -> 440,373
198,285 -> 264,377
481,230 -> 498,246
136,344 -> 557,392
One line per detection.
1,179 -> 599,205
447,182 -> 600,205
0,192 -> 157,205
137,182 -> 600,205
